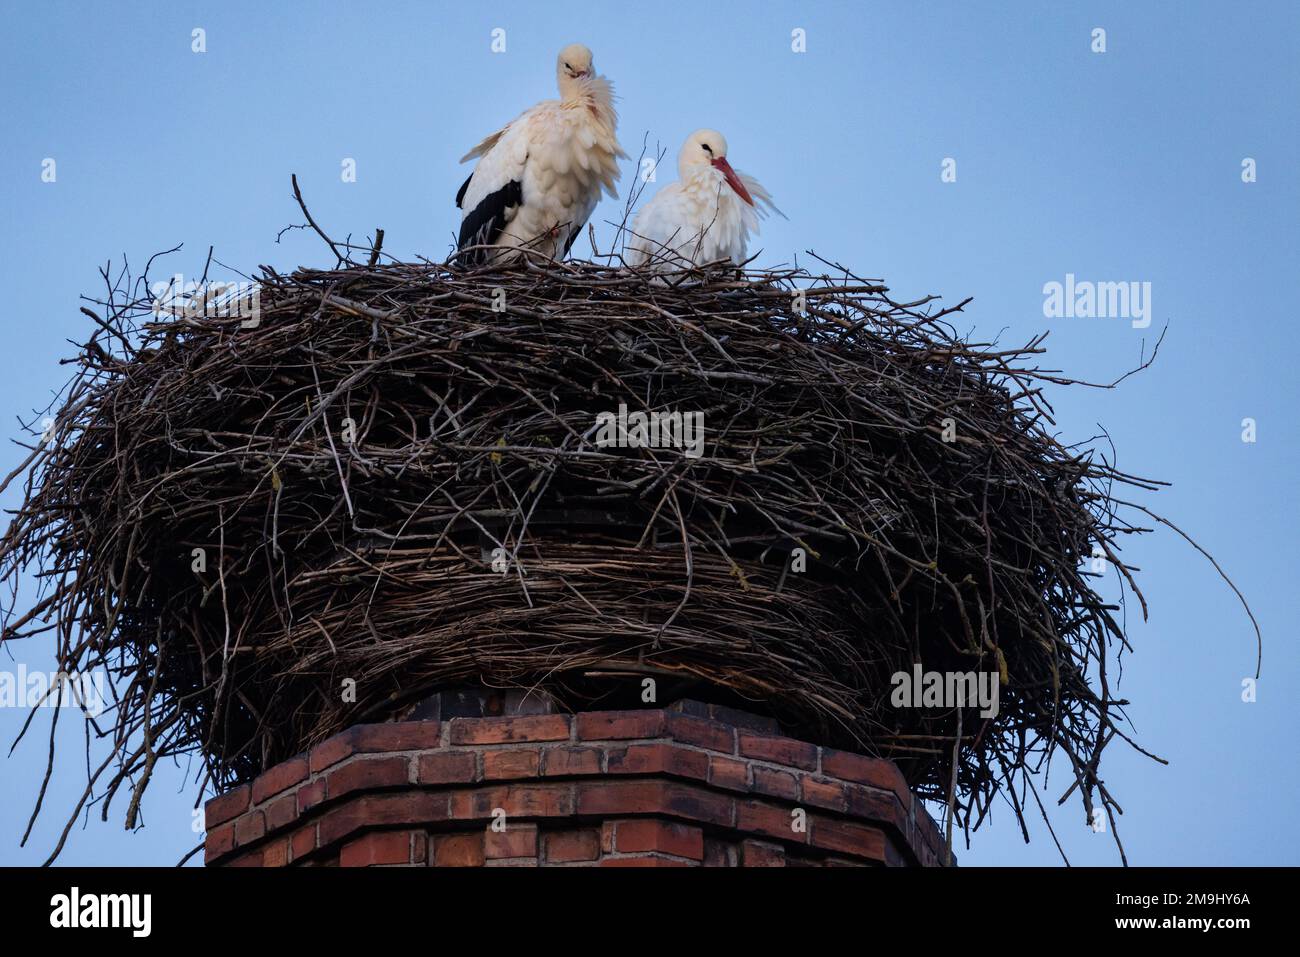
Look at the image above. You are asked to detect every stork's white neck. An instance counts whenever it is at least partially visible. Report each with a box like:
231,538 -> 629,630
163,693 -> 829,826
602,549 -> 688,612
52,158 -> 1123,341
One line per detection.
559,73 -> 605,105
679,162 -> 724,192
558,74 -> 582,102
557,76 -> 618,139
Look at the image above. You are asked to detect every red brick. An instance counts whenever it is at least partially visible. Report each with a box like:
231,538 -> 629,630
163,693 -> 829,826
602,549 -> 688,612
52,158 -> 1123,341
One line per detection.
340,830 -> 414,867
317,799 -> 374,847
225,849 -> 266,867
353,721 -> 441,752
914,799 -> 946,856
485,822 -> 538,859
541,746 -> 601,776
740,839 -> 786,866
821,748 -> 910,803
449,714 -> 570,745
605,743 -> 660,774
708,755 -> 750,791
449,786 -> 500,820
736,800 -> 807,843
289,824 -> 317,862
752,766 -> 799,800
738,732 -> 818,770
412,831 -> 429,864
575,779 -> 731,824
882,838 -> 910,868
297,777 -> 327,813
576,780 -> 664,816
544,828 -> 600,863
325,755 -> 410,799
666,713 -> 734,752
363,791 -> 450,828
662,782 -> 734,826
482,747 -> 540,780
450,783 -> 573,820
415,750 -> 477,785
309,728 -> 359,774
703,837 -> 736,867
843,782 -> 906,830
434,832 -> 485,867
261,837 -> 290,868
606,742 -> 706,779
252,756 -> 308,804
264,792 -> 298,832
615,820 -> 704,860
234,810 -> 266,846
658,744 -> 709,780
600,855 -> 693,867
704,703 -> 780,734
575,710 -> 666,741
205,785 -> 250,828
500,783 -> 572,817
810,817 -> 888,862
318,792 -> 447,846
801,776 -> 848,812
205,821 -> 235,861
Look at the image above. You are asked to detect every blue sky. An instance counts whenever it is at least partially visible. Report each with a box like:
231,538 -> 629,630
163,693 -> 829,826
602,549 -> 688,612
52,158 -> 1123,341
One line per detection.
0,0 -> 1296,866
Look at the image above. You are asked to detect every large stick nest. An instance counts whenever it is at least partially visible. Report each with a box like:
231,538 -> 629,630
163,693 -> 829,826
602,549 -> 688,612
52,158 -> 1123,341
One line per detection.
3,252 -> 1223,861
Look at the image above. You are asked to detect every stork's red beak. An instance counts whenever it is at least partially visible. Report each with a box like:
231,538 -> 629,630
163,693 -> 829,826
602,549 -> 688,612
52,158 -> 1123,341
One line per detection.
711,156 -> 754,206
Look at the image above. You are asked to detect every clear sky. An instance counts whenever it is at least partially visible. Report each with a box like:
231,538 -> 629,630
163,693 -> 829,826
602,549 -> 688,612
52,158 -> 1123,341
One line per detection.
0,0 -> 1296,866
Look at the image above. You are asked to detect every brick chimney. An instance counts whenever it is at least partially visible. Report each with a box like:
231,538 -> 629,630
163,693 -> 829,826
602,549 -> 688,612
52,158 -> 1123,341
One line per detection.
203,697 -> 951,867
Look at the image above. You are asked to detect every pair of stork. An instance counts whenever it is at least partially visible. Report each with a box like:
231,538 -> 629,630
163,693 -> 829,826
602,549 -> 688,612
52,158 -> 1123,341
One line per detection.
454,43 -> 781,269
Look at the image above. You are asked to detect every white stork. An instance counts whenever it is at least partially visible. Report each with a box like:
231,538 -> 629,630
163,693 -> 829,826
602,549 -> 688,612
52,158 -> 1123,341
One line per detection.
455,43 -> 625,265
626,129 -> 783,270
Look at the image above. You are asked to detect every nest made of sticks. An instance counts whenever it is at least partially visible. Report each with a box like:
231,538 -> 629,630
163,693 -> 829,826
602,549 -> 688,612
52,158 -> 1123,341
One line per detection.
0,250 -> 1256,863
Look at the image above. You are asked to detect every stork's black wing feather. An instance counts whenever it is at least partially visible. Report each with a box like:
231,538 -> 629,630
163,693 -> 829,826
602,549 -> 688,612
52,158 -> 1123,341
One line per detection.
561,220 -> 584,258
454,173 -> 473,209
457,179 -> 524,266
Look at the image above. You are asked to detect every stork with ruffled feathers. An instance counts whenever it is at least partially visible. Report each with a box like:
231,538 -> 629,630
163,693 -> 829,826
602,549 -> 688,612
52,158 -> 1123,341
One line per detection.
455,43 -> 626,265
626,129 -> 782,271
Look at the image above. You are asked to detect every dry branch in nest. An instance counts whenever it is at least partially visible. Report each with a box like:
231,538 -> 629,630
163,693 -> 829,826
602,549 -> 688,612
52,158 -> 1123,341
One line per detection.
0,248 -> 1257,865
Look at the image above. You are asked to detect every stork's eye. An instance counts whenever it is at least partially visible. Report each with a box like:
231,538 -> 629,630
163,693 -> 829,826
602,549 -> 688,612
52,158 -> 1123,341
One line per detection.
702,144 -> 713,154
564,63 -> 571,69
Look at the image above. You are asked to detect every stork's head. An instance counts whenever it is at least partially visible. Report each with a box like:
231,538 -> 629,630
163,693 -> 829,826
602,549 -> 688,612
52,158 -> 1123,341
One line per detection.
556,43 -> 595,99
679,129 -> 755,206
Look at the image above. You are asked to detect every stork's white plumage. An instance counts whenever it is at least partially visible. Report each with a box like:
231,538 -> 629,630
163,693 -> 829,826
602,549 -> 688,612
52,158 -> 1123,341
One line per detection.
626,129 -> 782,270
455,43 -> 625,264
